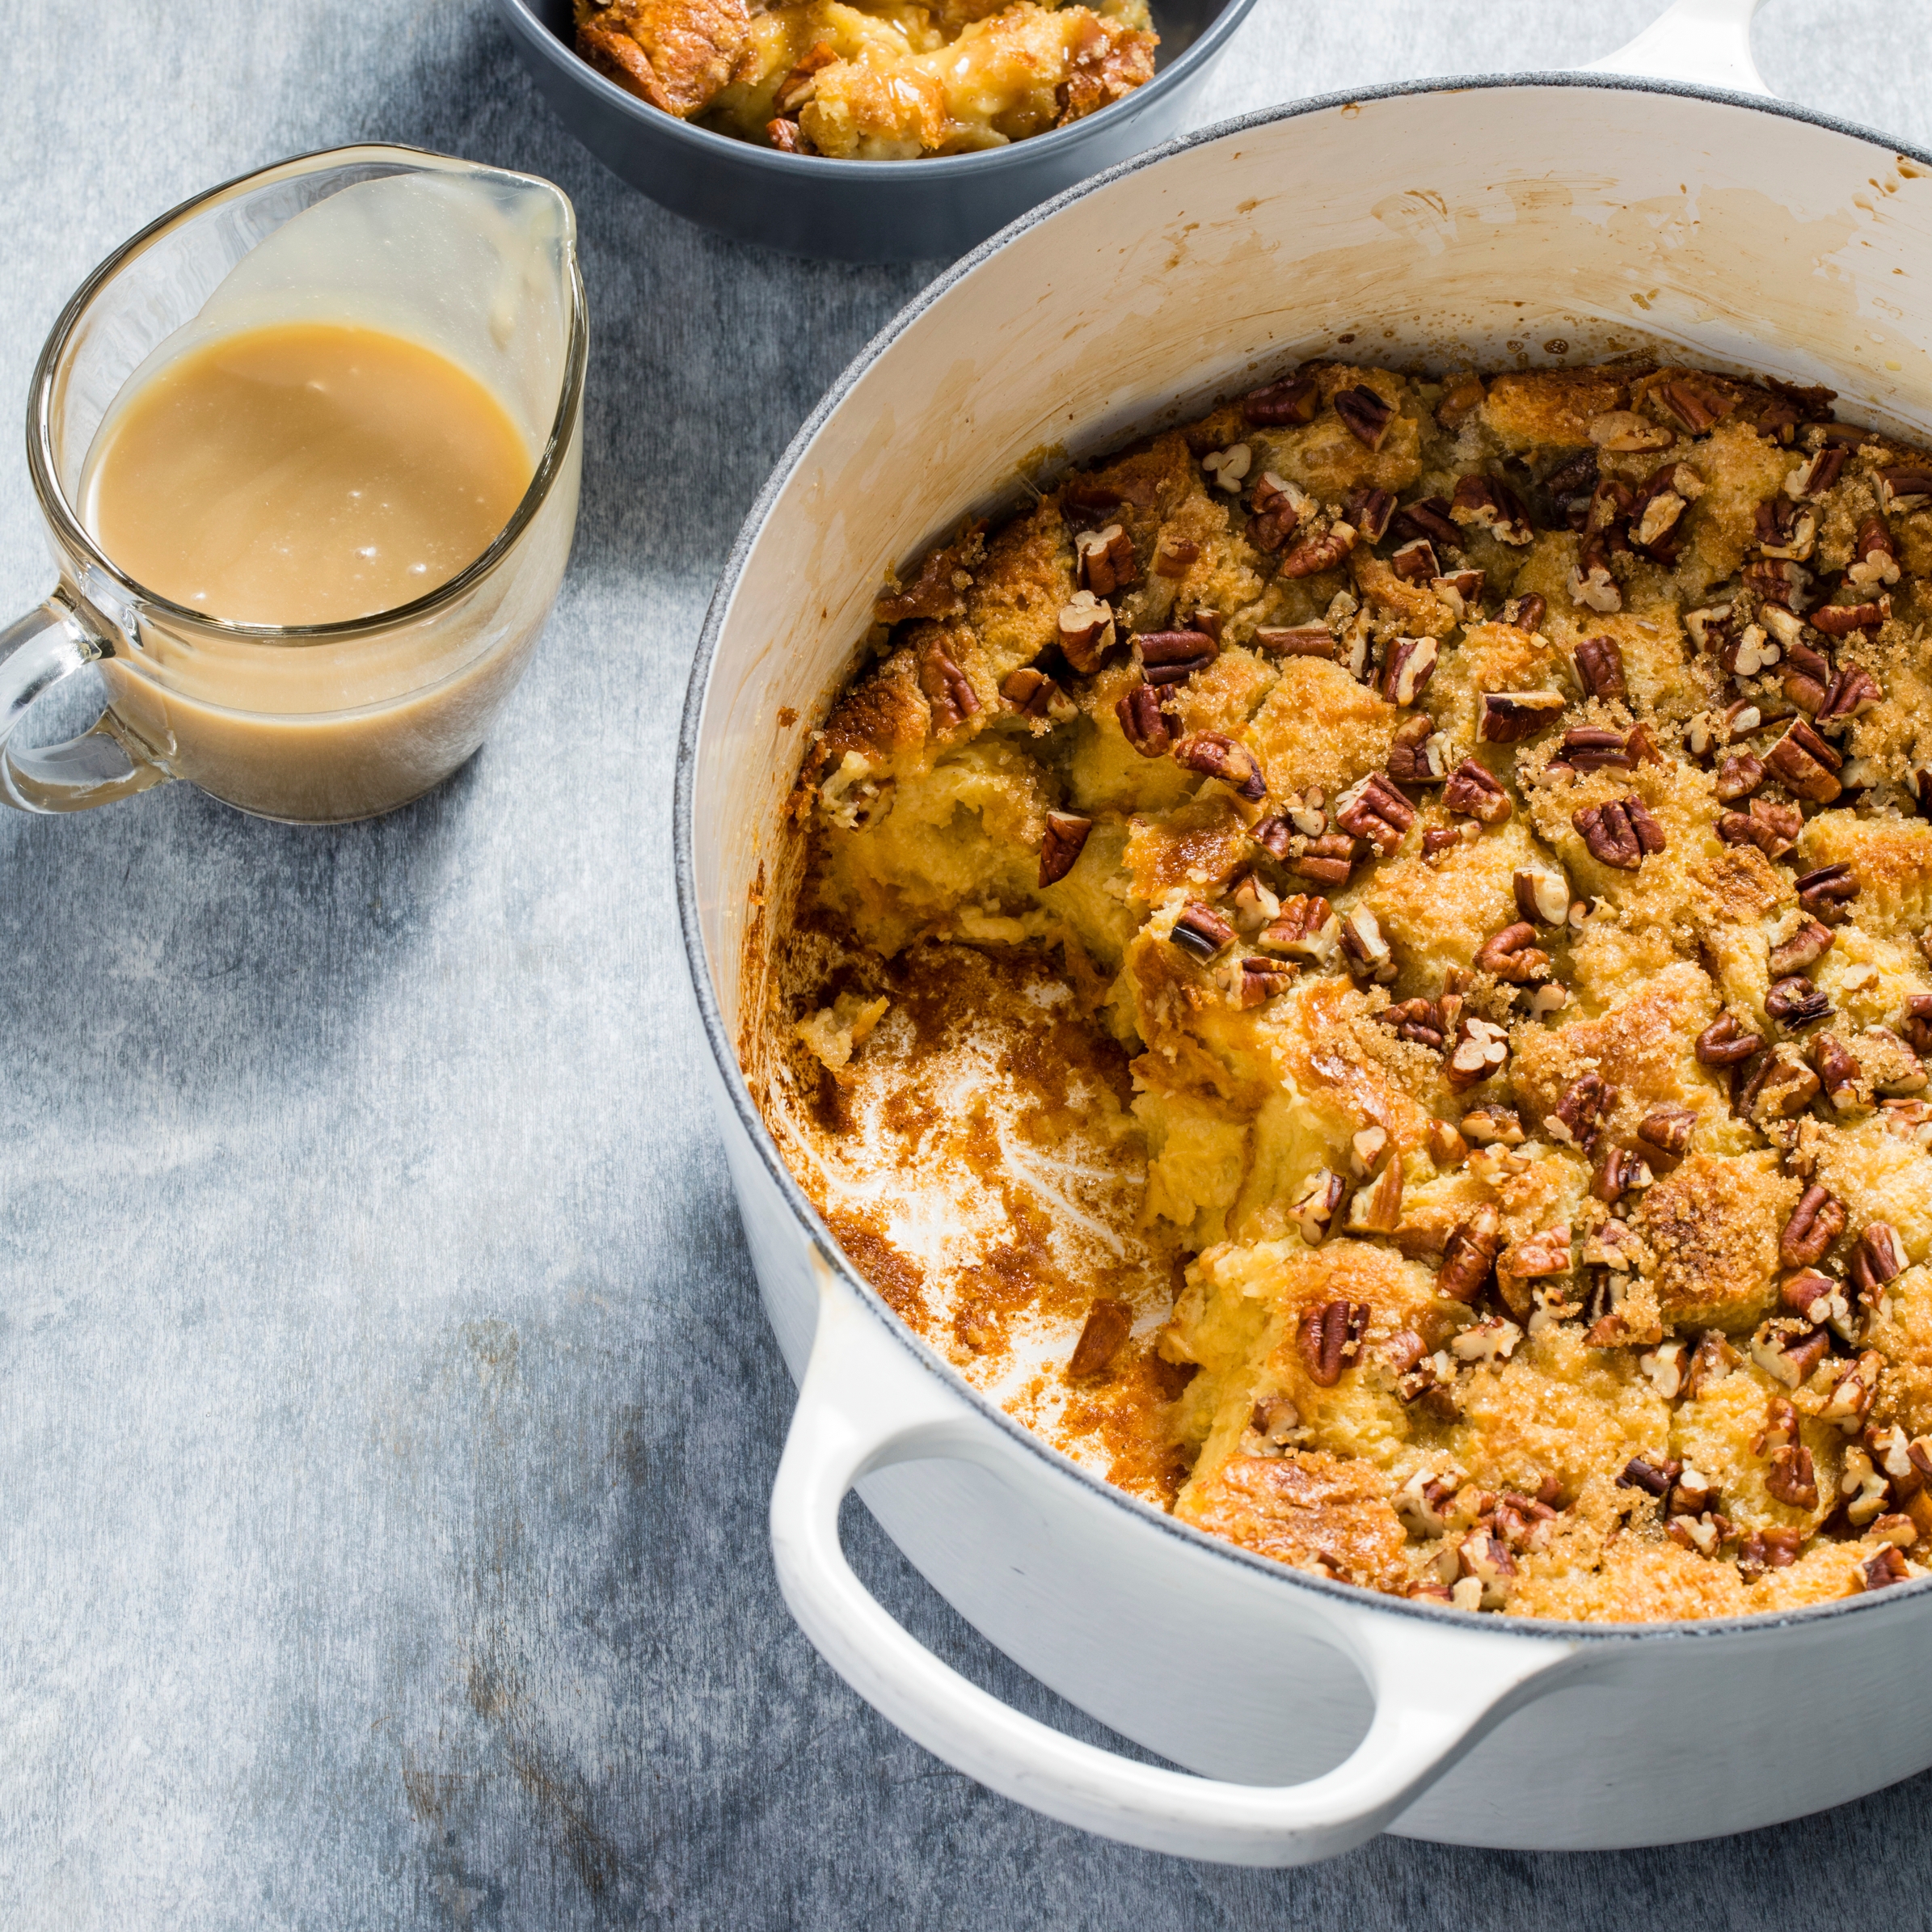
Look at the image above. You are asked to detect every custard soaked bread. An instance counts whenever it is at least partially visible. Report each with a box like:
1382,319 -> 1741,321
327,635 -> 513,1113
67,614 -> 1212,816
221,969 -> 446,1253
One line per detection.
766,356 -> 1932,1621
575,0 -> 1154,157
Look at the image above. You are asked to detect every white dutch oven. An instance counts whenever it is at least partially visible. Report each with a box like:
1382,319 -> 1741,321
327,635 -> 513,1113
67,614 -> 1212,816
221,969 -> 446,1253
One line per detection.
676,0 -> 1932,1862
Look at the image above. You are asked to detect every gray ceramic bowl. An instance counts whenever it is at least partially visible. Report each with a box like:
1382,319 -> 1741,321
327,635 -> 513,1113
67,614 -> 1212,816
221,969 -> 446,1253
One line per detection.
494,0 -> 1259,260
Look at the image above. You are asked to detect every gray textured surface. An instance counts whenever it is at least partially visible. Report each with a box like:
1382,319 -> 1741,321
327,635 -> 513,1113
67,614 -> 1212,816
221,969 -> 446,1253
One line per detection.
2,2 -> 1930,1925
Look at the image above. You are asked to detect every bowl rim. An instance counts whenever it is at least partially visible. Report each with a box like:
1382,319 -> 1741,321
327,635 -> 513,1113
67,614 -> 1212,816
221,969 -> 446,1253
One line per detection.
676,66 -> 1932,1647
498,0 -> 1262,179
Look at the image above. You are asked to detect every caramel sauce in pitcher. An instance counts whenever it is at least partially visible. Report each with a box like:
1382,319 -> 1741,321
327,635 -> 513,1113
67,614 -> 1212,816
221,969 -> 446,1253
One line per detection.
86,321 -> 531,626
74,318 -> 566,825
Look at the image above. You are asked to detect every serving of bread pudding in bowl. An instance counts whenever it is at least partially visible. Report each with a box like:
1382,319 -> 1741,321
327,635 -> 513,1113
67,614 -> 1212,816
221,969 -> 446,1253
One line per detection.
760,353 -> 1932,1627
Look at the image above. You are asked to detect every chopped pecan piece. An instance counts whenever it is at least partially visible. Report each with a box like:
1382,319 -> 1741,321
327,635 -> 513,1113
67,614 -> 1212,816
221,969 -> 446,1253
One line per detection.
1765,975 -> 1833,1031
1654,378 -> 1736,435
1573,797 -> 1664,871
1346,1149 -> 1405,1234
1753,496 -> 1815,561
1200,442 -> 1251,491
1380,636 -> 1439,707
1479,690 -> 1565,745
1037,811 -> 1091,887
1173,730 -> 1267,801
1475,922 -> 1550,985
1386,715 -> 1449,787
1559,725 -> 1635,774
1451,1314 -> 1525,1365
919,638 -> 981,730
1450,475 -> 1533,546
1902,993 -> 1932,1058
1259,895 -> 1339,963
1499,591 -> 1547,633
1813,1033 -> 1862,1108
1684,603 -> 1736,653
1513,867 -> 1571,926
1571,635 -> 1627,702
1333,772 -> 1415,854
1859,1547 -> 1913,1591
1436,1204 -> 1502,1304
1795,862 -> 1858,922
1695,1011 -> 1763,1067
1850,1223 -> 1908,1300
1820,1351 -> 1883,1432
1718,797 -> 1803,861
1116,683 -> 1174,757
1282,526 -> 1357,577
1737,1525 -> 1803,1580
1443,759 -> 1512,824
1390,496 -> 1460,550
1848,515 -> 1901,589
1785,445 -> 1847,500
1383,997 -> 1447,1048
1337,905 -> 1396,982
1545,1072 -> 1614,1154
1002,665 -> 1074,723
1714,752 -> 1765,803
1616,1454 -> 1683,1498
1287,1170 -> 1345,1244
1462,1104 -> 1524,1145
1253,623 -> 1336,659
1068,1297 -> 1134,1378
1780,1183 -> 1848,1268
1138,628 -> 1218,685
1288,833 -> 1359,888
1445,1015 -> 1511,1091
1332,386 -> 1394,449
1248,470 -> 1306,553
1242,374 -> 1318,427
1238,956 -> 1295,1007
1593,1145 -> 1654,1203
1718,622 -> 1779,678
1170,901 -> 1235,960
1061,479 -> 1128,521
1630,461 -> 1703,559
1249,1395 -> 1304,1448
1765,1443 -> 1820,1509
1390,538 -> 1439,583
766,118 -> 805,152
1299,1299 -> 1370,1386
1154,535 -> 1201,579
1056,589 -> 1115,671
1343,486 -> 1397,542
1637,1107 -> 1696,1157
1812,598 -> 1888,636
1499,1227 -> 1572,1299
1877,466 -> 1932,514
1075,522 -> 1138,597
1815,664 -> 1883,732
1738,1048 -> 1820,1123
1782,1267 -> 1849,1328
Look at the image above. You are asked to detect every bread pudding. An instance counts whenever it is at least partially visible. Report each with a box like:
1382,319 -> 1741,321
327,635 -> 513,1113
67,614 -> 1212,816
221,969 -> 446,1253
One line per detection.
756,353 -> 1932,1622
573,0 -> 1154,158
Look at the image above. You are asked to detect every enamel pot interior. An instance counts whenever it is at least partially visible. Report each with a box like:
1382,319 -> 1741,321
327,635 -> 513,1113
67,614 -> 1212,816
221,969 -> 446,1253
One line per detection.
677,75 -> 1932,1839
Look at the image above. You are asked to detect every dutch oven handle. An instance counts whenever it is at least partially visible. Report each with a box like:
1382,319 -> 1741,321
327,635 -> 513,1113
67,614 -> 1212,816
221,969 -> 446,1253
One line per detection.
770,1261 -> 1584,1866
1588,0 -> 1773,97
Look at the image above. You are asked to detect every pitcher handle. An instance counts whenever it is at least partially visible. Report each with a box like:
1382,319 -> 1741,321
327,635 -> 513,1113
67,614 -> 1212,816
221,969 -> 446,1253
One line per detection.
0,595 -> 171,814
